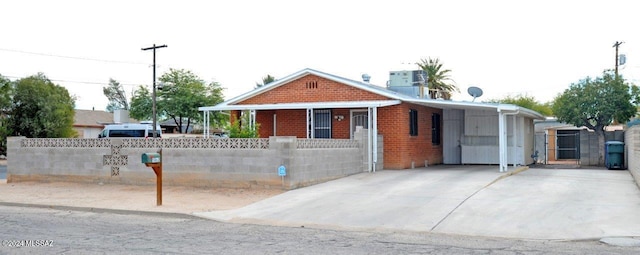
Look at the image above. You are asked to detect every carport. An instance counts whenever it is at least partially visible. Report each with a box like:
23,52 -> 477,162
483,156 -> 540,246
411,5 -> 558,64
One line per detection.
404,99 -> 545,172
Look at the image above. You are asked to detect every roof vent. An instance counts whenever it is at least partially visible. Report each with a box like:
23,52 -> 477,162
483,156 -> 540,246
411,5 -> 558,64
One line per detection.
362,74 -> 371,83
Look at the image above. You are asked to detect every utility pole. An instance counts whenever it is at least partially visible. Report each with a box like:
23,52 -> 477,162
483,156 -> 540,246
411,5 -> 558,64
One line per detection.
142,44 -> 167,138
613,41 -> 624,78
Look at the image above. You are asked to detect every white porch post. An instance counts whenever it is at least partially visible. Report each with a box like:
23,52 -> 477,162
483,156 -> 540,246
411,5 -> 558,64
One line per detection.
203,111 -> 209,138
498,110 -> 507,172
307,108 -> 314,139
249,110 -> 256,130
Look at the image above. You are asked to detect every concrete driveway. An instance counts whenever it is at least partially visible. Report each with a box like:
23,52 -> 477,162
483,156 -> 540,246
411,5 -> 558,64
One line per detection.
196,166 -> 640,240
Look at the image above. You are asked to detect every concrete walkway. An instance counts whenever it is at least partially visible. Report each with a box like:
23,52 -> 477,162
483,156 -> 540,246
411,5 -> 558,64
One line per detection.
196,166 -> 640,240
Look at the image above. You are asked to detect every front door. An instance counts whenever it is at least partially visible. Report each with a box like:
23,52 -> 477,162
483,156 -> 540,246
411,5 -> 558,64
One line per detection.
443,109 -> 463,164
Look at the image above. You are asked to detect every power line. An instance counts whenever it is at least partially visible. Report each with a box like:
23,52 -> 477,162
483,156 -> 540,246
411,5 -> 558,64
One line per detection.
0,47 -> 149,65
3,75 -> 146,87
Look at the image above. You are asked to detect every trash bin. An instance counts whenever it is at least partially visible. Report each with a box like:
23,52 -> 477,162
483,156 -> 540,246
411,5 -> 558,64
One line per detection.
605,141 -> 625,170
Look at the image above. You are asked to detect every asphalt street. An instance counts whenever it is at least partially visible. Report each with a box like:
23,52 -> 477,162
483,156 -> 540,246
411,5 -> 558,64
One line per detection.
2,205 -> 638,254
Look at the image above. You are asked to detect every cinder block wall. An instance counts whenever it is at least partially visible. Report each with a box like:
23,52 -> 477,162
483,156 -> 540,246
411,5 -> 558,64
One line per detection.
625,126 -> 640,187
580,130 -> 600,166
7,136 -> 365,190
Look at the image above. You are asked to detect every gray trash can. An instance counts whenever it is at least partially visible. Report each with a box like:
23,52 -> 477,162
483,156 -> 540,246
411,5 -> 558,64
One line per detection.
605,141 -> 625,170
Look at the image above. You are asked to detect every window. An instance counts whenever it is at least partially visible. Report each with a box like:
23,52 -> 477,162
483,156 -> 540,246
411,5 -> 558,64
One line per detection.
409,109 -> 418,136
432,113 -> 441,145
109,129 -> 145,138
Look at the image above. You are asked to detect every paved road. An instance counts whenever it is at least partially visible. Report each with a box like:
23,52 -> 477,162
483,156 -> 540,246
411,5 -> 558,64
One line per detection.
1,205 -> 638,254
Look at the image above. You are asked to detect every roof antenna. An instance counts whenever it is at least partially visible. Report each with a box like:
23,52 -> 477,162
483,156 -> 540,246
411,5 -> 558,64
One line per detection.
467,86 -> 483,102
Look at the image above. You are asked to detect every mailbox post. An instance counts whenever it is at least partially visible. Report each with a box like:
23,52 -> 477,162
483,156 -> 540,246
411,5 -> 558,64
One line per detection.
141,150 -> 162,206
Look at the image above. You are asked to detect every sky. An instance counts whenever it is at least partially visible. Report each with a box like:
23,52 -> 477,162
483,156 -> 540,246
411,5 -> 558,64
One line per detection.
1,0 -> 639,111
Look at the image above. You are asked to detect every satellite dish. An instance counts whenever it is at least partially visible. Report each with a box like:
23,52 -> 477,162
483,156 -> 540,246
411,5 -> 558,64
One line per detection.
467,86 -> 483,102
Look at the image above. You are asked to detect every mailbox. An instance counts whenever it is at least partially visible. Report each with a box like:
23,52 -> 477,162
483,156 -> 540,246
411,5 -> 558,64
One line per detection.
141,153 -> 161,164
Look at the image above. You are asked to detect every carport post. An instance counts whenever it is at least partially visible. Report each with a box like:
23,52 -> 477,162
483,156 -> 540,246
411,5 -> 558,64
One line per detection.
498,111 -> 507,172
498,105 -> 520,172
512,115 -> 517,167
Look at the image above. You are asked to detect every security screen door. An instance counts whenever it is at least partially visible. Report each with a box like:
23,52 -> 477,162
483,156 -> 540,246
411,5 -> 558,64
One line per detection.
314,109 -> 332,138
351,110 -> 368,138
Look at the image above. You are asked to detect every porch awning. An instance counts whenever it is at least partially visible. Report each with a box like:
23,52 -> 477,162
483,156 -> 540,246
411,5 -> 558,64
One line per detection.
199,100 -> 402,111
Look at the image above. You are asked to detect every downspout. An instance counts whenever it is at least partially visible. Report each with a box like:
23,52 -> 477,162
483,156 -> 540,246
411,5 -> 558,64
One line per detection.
372,106 -> 378,172
367,107 -> 372,172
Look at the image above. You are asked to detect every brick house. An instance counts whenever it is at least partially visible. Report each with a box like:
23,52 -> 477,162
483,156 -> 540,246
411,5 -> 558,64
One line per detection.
200,68 -> 544,171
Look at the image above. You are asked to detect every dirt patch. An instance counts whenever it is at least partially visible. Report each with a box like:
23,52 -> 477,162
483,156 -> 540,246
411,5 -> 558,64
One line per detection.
0,181 -> 283,214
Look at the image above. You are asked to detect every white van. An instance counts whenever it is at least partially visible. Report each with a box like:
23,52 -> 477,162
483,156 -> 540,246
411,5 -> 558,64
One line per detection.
98,124 -> 162,138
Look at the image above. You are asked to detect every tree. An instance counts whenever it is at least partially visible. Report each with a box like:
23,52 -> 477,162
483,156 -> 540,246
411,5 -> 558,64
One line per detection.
552,70 -> 638,165
416,58 -> 459,99
489,94 -> 553,116
129,85 -> 152,121
0,74 -> 12,155
255,74 -> 276,89
9,73 -> 76,138
103,78 -> 129,112
227,111 -> 259,138
157,69 -> 226,133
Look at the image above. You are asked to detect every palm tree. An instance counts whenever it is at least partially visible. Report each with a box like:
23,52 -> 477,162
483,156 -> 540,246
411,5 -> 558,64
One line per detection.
416,58 -> 458,100
255,74 -> 276,89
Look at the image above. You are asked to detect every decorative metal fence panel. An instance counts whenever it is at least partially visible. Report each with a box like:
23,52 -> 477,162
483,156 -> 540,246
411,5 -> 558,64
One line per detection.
20,138 -> 270,149
296,139 -> 359,149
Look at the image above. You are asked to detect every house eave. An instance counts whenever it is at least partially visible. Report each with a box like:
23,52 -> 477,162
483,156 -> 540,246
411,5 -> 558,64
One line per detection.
403,98 -> 545,120
199,100 -> 402,111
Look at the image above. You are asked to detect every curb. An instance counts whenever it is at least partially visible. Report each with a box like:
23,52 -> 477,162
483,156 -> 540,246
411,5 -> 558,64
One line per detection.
0,202 -> 200,220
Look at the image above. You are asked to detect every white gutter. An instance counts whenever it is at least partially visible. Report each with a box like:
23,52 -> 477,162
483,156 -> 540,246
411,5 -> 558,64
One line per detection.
199,100 -> 401,112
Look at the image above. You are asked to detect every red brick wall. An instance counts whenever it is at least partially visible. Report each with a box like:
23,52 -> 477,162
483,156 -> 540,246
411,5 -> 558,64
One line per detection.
238,74 -> 389,104
256,110 -> 275,137
378,103 -> 443,169
237,73 -> 443,169
255,109 -> 352,139
331,108 -> 351,139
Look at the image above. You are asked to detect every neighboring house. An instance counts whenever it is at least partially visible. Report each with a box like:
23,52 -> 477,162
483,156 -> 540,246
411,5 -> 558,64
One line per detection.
200,68 -> 544,171
73,109 -> 115,138
534,118 -> 625,165
160,118 -> 194,134
74,109 -> 136,138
